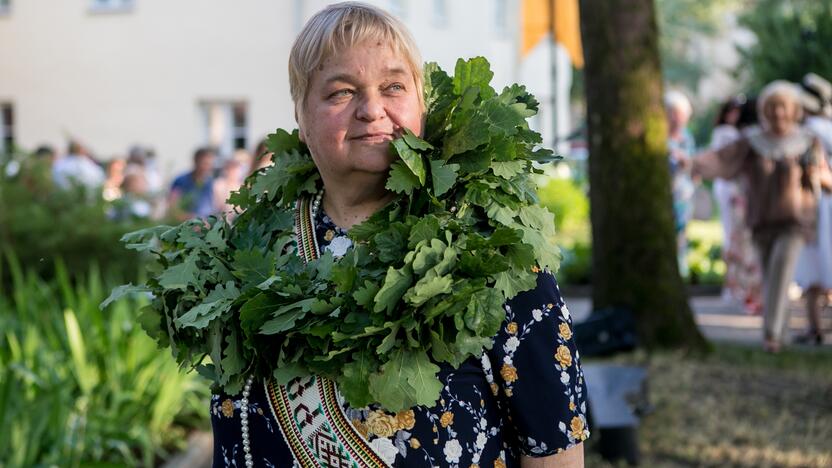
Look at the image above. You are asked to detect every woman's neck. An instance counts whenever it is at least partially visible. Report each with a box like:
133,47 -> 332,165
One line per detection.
320,176 -> 395,230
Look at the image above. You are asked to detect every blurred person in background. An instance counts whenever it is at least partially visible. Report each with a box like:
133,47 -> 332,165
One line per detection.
102,158 -> 126,201
128,145 -> 164,195
33,145 -> 57,166
232,148 -> 253,176
14,144 -> 56,192
711,97 -> 763,313
127,146 -> 166,218
251,137 -> 274,173
168,147 -> 216,221
109,169 -> 152,221
52,140 -> 105,191
666,90 -> 697,277
213,157 -> 244,218
802,73 -> 832,154
793,73 -> 832,344
694,80 -> 832,352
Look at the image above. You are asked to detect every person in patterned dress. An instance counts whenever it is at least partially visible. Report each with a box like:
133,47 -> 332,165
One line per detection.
211,3 -> 589,466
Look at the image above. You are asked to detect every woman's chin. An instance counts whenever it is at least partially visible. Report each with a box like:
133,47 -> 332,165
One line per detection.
350,151 -> 397,174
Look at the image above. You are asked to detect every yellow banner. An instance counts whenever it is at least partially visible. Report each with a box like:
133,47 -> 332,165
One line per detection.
521,0 -> 584,69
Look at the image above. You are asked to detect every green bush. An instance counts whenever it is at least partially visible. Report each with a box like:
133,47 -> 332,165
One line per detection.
0,156 -> 152,283
538,176 -> 592,285
0,253 -> 210,467
737,0 -> 832,92
686,220 -> 726,285
537,176 -> 590,234
559,240 -> 592,285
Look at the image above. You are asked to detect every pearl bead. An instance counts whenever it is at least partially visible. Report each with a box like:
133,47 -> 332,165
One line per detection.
311,187 -> 325,219
240,375 -> 255,465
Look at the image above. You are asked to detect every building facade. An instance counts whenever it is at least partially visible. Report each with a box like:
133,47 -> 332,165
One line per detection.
1,0 -> 582,179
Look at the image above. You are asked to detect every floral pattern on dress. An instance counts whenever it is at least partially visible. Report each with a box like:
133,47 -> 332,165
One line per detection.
209,209 -> 589,467
487,273 -> 590,459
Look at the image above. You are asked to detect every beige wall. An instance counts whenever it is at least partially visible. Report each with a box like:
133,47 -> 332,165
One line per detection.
1,0 -> 526,179
1,0 -> 297,177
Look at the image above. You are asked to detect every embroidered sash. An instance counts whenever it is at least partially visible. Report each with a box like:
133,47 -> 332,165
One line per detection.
264,195 -> 389,468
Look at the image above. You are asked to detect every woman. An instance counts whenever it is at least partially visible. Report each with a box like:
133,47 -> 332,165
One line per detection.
210,3 -> 588,467
793,73 -> 832,344
710,97 -> 763,313
693,81 -> 832,352
213,156 -> 245,217
665,90 -> 696,277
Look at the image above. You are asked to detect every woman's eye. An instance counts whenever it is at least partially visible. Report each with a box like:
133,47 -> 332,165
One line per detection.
329,89 -> 354,99
387,83 -> 405,92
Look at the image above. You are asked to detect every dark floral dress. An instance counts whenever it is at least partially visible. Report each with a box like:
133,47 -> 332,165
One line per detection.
211,209 -> 589,467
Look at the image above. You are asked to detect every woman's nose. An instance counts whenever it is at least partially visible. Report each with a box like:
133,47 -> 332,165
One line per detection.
356,93 -> 386,122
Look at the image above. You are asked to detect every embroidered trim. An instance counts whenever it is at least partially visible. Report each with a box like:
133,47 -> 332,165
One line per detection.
265,379 -> 320,467
265,195 -> 389,467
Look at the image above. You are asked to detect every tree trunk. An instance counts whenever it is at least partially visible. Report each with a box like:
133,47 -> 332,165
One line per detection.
579,0 -> 708,350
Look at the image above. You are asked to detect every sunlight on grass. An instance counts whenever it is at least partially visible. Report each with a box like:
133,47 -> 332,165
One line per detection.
584,344 -> 832,467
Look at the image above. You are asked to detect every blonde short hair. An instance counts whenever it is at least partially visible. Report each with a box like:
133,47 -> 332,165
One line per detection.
664,90 -> 692,118
288,2 -> 423,116
758,80 -> 804,128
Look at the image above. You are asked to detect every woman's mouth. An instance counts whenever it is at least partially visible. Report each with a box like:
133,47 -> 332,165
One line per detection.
352,133 -> 394,143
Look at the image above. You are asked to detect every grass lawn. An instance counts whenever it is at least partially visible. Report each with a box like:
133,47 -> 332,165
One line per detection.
584,343 -> 832,467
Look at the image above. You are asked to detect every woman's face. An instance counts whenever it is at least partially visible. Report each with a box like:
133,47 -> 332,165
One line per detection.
298,40 -> 423,184
763,94 -> 799,136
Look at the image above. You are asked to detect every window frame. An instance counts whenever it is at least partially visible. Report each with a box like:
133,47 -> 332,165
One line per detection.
1,103 -> 15,155
494,0 -> 509,37
198,100 -> 249,160
88,0 -> 134,15
388,0 -> 407,19
431,0 -> 449,28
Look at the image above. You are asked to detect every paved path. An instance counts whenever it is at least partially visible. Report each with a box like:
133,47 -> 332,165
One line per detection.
564,294 -> 832,346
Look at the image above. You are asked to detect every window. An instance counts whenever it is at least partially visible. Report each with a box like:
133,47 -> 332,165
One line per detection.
432,0 -> 448,28
495,0 -> 508,35
89,0 -> 133,13
0,0 -> 10,15
1,104 -> 14,155
293,0 -> 304,33
200,102 -> 248,159
388,0 -> 407,19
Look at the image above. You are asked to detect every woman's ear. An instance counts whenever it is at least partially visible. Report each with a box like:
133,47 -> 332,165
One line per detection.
295,107 -> 306,142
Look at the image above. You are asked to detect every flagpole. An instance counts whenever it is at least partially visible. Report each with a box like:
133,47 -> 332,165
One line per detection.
549,0 -> 558,151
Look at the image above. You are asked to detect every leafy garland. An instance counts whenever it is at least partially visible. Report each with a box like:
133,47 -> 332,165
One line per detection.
105,57 -> 560,412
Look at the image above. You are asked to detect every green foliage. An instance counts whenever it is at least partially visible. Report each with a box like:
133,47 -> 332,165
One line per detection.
0,253 -> 208,467
686,220 -> 725,285
736,0 -> 832,91
537,177 -> 589,233
656,0 -> 735,90
0,156 -> 152,284
538,177 -> 592,285
119,58 -> 562,411
559,241 -> 592,285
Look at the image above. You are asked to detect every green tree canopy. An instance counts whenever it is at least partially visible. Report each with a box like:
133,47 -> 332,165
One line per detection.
737,0 -> 832,91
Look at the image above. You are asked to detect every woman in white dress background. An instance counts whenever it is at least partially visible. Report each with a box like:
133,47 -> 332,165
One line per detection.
794,73 -> 832,344
711,97 -> 763,314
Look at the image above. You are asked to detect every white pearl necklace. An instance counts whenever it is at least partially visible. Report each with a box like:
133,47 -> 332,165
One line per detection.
311,187 -> 324,220
239,187 -> 323,466
240,375 -> 254,467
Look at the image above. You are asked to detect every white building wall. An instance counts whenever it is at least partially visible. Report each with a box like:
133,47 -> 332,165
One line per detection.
1,0 -> 574,180
0,0 -> 297,177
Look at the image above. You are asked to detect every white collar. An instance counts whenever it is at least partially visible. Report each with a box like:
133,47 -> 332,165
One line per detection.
743,125 -> 814,160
